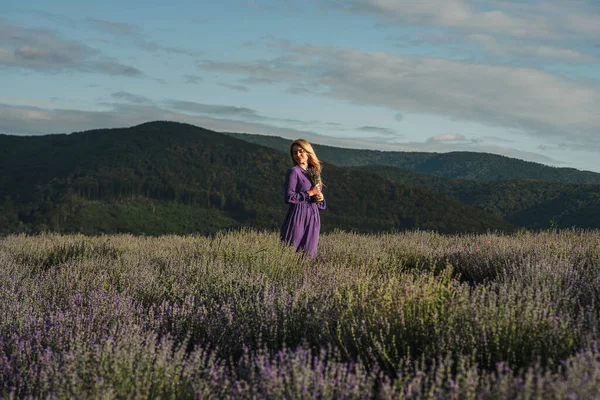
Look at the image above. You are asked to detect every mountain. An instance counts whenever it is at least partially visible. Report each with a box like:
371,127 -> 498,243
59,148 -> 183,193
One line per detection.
224,132 -> 600,229
225,132 -> 600,183
353,165 -> 600,230
0,121 -> 513,236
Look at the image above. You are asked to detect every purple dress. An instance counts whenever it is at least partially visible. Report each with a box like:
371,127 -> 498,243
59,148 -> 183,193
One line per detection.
280,165 -> 326,258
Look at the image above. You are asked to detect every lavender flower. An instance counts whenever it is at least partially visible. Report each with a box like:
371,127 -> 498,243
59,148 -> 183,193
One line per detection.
307,166 -> 323,202
307,166 -> 321,187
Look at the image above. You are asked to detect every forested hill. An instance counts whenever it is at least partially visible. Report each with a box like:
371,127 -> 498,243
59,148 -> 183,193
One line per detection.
354,165 -> 600,230
225,132 -> 600,183
0,121 -> 513,236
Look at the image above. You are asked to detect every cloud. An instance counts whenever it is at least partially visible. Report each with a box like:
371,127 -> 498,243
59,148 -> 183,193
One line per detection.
279,118 -> 308,124
111,91 -> 152,104
199,59 -> 300,81
87,18 -> 202,57
334,0 -> 471,26
469,34 -> 598,62
109,97 -> 327,130
0,21 -> 143,76
240,77 -> 275,85
394,112 -> 404,122
219,83 -> 250,92
162,100 -> 262,119
285,85 -> 315,95
88,19 -> 140,36
183,74 -> 203,84
203,43 -> 600,151
427,134 -> 467,142
328,0 -> 600,40
329,1 -> 600,65
358,126 -> 398,136
0,97 -> 89,110
564,13 -> 600,37
0,22 -> 94,66
92,60 -> 143,76
480,135 -> 516,143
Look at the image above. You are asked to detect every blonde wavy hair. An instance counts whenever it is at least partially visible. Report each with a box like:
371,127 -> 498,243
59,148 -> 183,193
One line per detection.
290,139 -> 322,175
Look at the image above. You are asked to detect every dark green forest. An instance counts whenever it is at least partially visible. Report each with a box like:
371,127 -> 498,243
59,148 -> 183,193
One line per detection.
353,166 -> 600,229
0,121 -> 513,236
227,131 -> 600,230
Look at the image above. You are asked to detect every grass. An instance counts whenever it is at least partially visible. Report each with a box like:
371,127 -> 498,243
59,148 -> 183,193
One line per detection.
1,229 -> 600,398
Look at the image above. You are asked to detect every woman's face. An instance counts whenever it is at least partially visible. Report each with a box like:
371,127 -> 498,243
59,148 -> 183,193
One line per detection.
292,145 -> 309,166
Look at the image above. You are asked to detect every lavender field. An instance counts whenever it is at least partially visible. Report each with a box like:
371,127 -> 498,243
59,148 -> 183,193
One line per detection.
1,229 -> 600,399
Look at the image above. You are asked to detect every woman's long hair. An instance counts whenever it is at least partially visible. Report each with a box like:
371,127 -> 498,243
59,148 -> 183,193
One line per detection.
290,139 -> 322,174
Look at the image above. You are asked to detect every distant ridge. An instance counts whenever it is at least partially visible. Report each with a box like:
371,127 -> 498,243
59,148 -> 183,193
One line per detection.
0,121 -> 512,235
225,132 -> 600,183
353,165 -> 600,230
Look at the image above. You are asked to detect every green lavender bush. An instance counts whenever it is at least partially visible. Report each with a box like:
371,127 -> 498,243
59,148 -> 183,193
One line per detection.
1,229 -> 600,398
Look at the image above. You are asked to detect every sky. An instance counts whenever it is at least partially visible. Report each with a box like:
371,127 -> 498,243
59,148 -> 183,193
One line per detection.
2,0 -> 600,173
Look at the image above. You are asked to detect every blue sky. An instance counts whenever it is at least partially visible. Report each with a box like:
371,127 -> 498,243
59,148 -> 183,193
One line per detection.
2,0 -> 600,172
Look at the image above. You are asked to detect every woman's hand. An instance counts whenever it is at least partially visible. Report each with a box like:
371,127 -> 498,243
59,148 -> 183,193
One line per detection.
307,185 -> 321,197
314,192 -> 324,202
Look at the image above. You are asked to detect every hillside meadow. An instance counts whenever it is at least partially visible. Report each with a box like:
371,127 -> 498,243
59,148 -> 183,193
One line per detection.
1,229 -> 600,398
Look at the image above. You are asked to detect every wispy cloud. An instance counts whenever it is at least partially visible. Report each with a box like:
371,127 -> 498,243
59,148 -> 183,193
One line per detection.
0,21 -> 143,76
111,91 -> 152,104
183,74 -> 203,84
469,33 -> 598,62
0,96 -> 89,110
0,22 -> 93,66
88,18 -> 140,36
358,126 -> 398,136
427,134 -> 467,142
327,0 -> 600,66
199,59 -> 300,80
92,60 -> 142,76
328,0 -> 600,40
200,42 -> 600,151
87,18 -> 203,57
480,135 -> 516,143
219,83 -> 250,92
162,100 -> 262,119
240,76 -> 275,85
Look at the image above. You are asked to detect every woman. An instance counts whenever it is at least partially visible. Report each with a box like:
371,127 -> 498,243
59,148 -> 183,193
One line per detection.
280,139 -> 326,258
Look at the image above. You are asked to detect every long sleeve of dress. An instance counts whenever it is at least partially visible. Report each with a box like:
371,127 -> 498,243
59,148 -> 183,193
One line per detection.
316,198 -> 326,210
316,183 -> 327,210
284,168 -> 310,204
